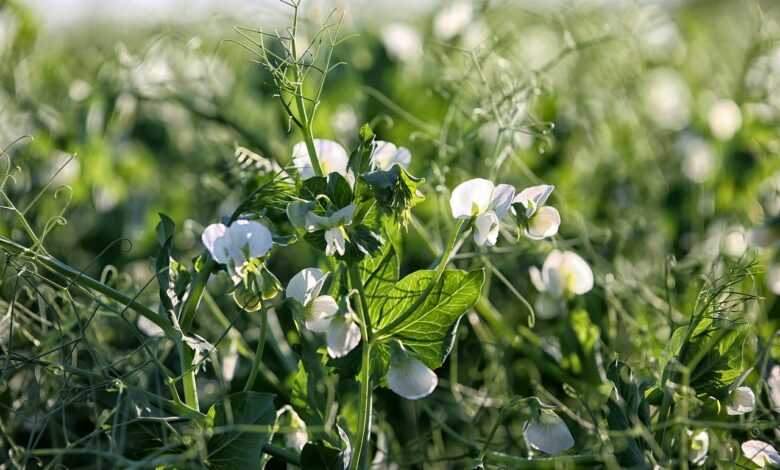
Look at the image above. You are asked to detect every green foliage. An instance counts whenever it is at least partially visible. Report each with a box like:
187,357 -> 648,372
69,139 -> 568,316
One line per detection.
207,392 -> 277,470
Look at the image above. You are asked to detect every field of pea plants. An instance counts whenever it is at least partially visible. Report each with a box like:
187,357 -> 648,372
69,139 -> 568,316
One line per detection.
2,0 -> 780,468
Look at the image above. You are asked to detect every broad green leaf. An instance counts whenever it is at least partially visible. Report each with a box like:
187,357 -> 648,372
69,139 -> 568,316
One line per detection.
207,392 -> 276,470
370,269 -> 484,369
300,441 -> 349,470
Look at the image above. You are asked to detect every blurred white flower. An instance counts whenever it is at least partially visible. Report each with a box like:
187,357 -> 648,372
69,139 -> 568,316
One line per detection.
221,336 -> 239,382
722,225 -> 748,258
332,106 -> 359,136
381,23 -> 423,63
514,184 -> 561,240
286,268 -> 338,332
433,1 -> 473,40
687,429 -> 709,466
678,135 -> 715,183
292,139 -> 350,181
768,365 -> 780,411
742,440 -> 780,468
523,409 -> 575,455
286,409 -> 309,452
450,178 -> 515,246
643,68 -> 691,130
530,250 -> 594,298
708,99 -> 742,141
202,220 -> 273,282
767,265 -> 780,296
517,25 -> 559,71
370,141 -> 412,171
726,386 -> 755,415
387,348 -> 437,400
68,80 -> 92,102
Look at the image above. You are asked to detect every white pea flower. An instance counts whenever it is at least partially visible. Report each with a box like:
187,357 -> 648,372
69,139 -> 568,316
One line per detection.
202,220 -> 273,282
767,365 -> 780,412
742,440 -> 780,468
370,140 -> 411,171
306,204 -> 355,257
381,23 -> 423,64
387,348 -> 437,400
277,406 -> 308,452
326,300 -> 362,359
433,1 -> 473,40
687,429 -> 709,466
450,178 -> 515,247
286,268 -> 338,332
530,250 -> 594,298
523,409 -> 575,455
292,139 -> 349,180
514,184 -> 561,240
708,99 -> 742,141
726,386 -> 756,415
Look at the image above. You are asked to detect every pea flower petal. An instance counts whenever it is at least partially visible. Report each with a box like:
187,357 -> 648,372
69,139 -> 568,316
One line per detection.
726,386 -> 755,415
525,206 -> 561,240
306,295 -> 339,333
370,141 -> 411,171
292,139 -> 349,180
742,440 -> 780,468
387,353 -> 438,400
286,268 -> 328,306
523,409 -> 575,455
326,313 -> 361,358
450,178 -> 495,218
533,250 -> 594,298
687,429 -> 709,466
201,220 -> 273,280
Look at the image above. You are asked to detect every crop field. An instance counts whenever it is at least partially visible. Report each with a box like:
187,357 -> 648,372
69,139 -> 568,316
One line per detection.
2,0 -> 780,468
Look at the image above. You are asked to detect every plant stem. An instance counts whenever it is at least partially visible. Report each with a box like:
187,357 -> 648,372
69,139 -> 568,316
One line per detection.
289,4 -> 322,177
243,305 -> 269,392
348,263 -> 374,470
177,254 -> 216,411
351,341 -> 373,470
0,236 -> 173,336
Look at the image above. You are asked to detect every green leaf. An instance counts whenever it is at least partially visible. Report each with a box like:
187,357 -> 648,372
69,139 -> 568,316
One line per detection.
327,173 -> 353,208
155,212 -> 176,247
300,441 -> 349,470
370,269 -> 484,369
207,392 -> 276,470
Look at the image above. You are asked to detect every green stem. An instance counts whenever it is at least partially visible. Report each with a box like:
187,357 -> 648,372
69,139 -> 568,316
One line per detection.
177,255 -> 216,411
243,305 -> 269,392
0,236 -> 173,336
289,6 -> 322,178
348,263 -> 374,470
350,341 -> 373,470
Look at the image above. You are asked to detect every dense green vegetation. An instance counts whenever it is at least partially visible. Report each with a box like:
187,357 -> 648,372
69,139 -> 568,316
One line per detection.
3,0 -> 780,468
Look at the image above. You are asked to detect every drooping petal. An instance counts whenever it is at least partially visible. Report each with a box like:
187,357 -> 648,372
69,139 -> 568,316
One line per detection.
473,211 -> 500,247
292,139 -> 349,180
523,409 -> 575,455
325,227 -> 347,256
742,440 -> 780,468
541,250 -> 566,296
287,201 -> 315,229
387,354 -> 438,400
306,295 -> 339,332
331,204 -> 356,226
514,184 -> 555,217
529,266 -> 546,293
561,251 -> 594,296
726,386 -> 755,415
286,268 -> 328,306
228,220 -> 273,260
370,141 -> 412,170
687,429 -> 709,466
202,223 -> 231,264
450,178 -> 494,218
490,184 -> 516,219
525,206 -> 561,240
768,365 -> 780,412
326,315 -> 362,358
